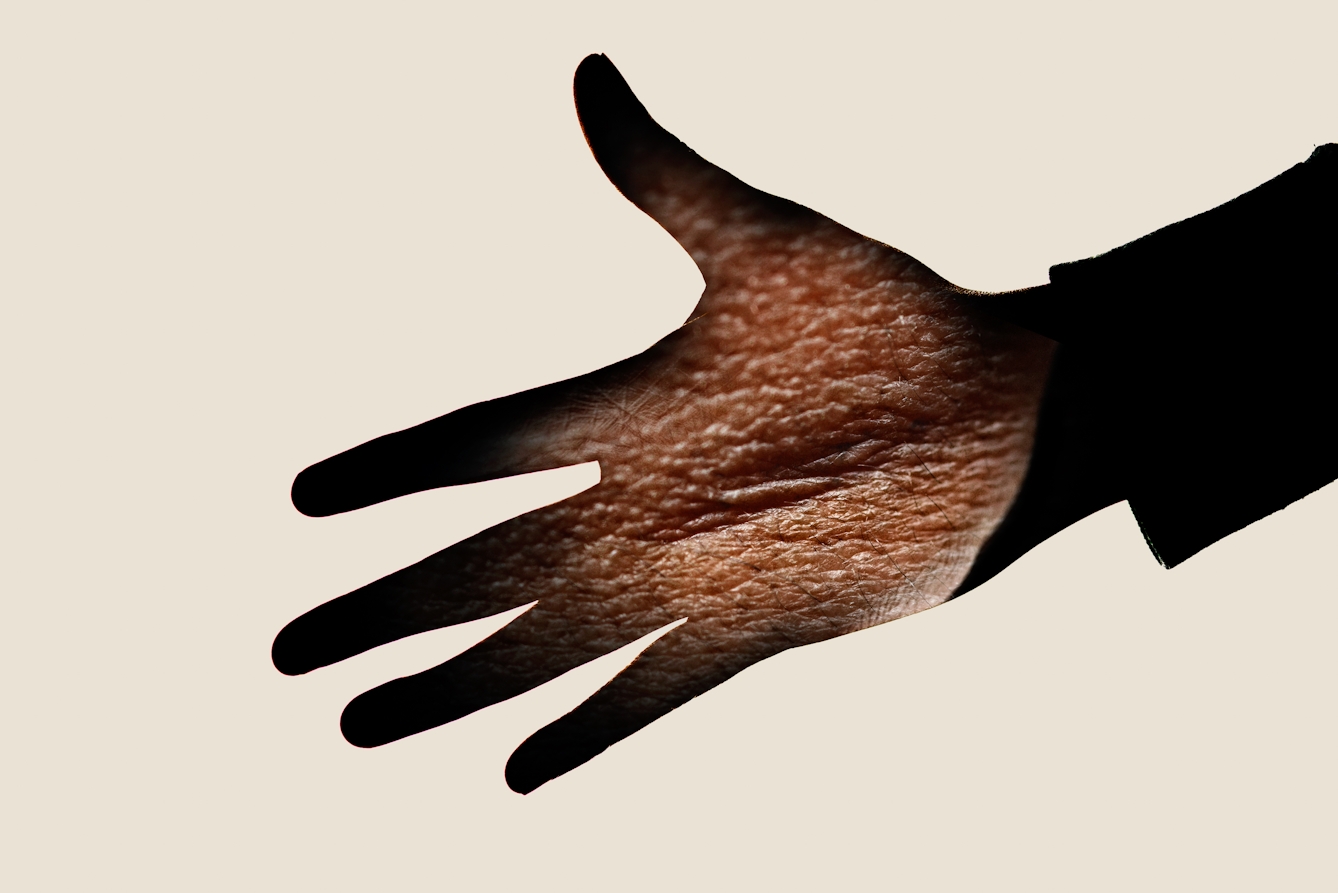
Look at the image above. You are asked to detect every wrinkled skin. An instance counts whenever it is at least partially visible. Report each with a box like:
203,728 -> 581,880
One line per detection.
274,55 -> 1055,793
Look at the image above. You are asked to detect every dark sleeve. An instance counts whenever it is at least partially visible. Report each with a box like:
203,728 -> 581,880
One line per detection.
956,144 -> 1338,594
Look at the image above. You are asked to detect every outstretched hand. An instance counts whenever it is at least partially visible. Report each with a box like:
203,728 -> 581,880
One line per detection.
274,54 -> 1054,793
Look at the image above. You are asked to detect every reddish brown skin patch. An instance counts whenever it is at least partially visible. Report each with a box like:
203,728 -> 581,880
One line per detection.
470,217 -> 1053,669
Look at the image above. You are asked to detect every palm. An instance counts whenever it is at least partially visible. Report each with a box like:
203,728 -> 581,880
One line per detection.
275,55 -> 1053,792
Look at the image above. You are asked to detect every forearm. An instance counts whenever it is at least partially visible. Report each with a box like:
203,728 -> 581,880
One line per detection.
959,143 -> 1338,593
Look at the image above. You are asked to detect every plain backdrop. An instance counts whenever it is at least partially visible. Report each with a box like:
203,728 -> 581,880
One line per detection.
4,2 -> 1336,890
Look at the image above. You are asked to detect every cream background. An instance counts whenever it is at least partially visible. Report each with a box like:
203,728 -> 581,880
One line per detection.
4,2 -> 1336,889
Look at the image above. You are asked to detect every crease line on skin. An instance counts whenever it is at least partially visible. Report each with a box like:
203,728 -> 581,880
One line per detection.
715,475 -> 846,510
846,488 -> 940,620
617,547 -> 692,636
880,324 -> 909,384
871,466 -> 928,540
680,533 -> 803,648
902,443 -> 960,531
620,456 -> 933,547
721,525 -> 846,639
808,529 -> 880,620
717,528 -> 820,645
899,305 -> 967,411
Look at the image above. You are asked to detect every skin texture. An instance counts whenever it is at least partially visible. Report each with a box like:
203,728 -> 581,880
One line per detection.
274,55 -> 1055,793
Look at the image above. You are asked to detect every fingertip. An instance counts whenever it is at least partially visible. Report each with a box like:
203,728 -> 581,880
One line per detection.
574,51 -> 614,77
572,50 -> 641,123
504,768 -> 544,796
570,51 -> 808,270
572,51 -> 667,196
572,52 -> 619,96
505,723 -> 609,794
504,737 -> 559,795
291,446 -> 408,517
271,622 -> 315,677
290,464 -> 335,518
340,695 -> 390,749
270,638 -> 303,677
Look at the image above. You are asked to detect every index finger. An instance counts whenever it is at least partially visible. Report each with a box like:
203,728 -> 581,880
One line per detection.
290,377 -> 578,516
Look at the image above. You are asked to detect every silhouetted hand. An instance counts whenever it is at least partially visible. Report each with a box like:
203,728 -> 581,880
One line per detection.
274,54 -> 1054,792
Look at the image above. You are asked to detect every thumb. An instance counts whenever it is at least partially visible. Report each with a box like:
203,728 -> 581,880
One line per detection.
574,54 -> 822,285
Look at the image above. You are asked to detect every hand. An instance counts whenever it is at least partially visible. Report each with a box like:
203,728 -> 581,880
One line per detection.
274,54 -> 1054,793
